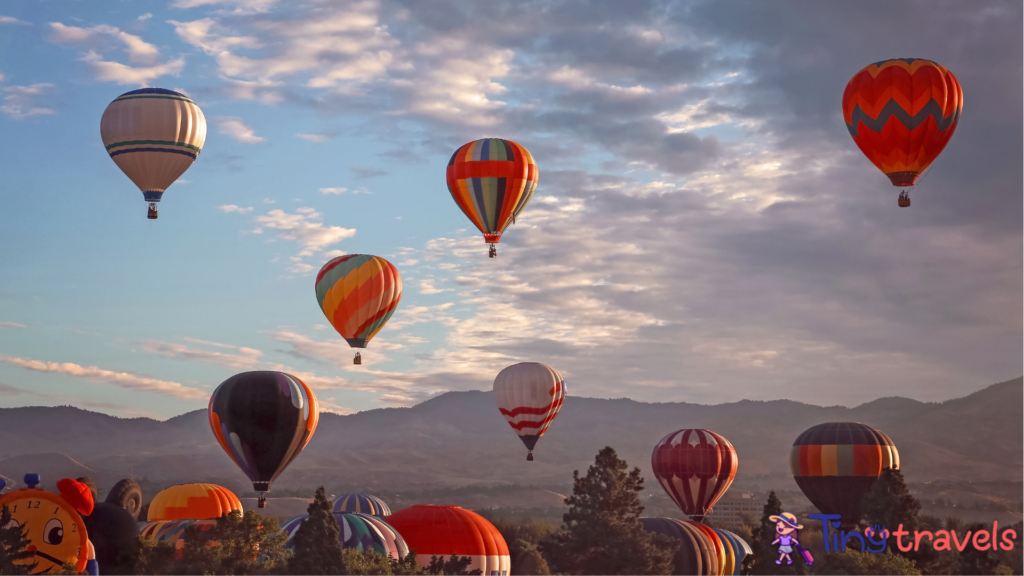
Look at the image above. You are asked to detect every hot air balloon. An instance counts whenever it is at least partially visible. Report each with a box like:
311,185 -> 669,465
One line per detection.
281,512 -> 408,559
138,519 -> 218,558
315,254 -> 402,365
100,88 -> 207,219
332,494 -> 392,517
147,484 -> 242,521
639,518 -> 719,575
493,362 -> 566,461
209,371 -> 320,508
714,529 -> 752,576
446,138 -> 538,258
0,475 -> 96,575
386,505 -> 510,575
651,429 -> 738,523
790,422 -> 899,526
842,58 -> 962,207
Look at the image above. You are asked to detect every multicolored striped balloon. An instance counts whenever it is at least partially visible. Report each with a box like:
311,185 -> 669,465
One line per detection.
842,58 -> 962,196
492,362 -> 566,461
315,255 -> 402,362
281,512 -> 408,559
208,371 -> 319,507
446,138 -> 538,256
332,493 -> 392,517
651,429 -> 738,523
790,422 -> 899,525
100,88 -> 207,219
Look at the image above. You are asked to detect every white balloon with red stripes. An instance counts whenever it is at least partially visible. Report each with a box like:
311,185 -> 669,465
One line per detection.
492,362 -> 566,461
651,428 -> 738,523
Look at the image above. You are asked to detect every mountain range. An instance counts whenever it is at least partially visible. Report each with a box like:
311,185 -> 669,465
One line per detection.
0,377 -> 1019,502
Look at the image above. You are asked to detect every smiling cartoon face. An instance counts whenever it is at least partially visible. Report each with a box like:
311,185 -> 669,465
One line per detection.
0,489 -> 89,574
776,520 -> 795,535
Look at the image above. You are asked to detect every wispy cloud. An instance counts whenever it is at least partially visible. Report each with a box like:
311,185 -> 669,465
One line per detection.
1,84 -> 55,120
0,321 -> 26,329
218,204 -> 253,214
48,22 -> 183,86
0,355 -> 206,399
0,16 -> 30,25
216,116 -> 265,143
297,133 -> 329,143
138,339 -> 263,371
351,166 -> 387,179
319,187 -> 348,195
137,13 -> 153,21
253,208 -> 356,257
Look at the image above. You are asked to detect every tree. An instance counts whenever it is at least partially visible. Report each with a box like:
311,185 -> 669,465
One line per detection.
958,522 -> 1000,576
131,536 -> 177,575
744,491 -> 804,575
492,519 -> 556,575
425,554 -> 481,575
390,550 -> 429,576
539,446 -> 677,575
0,504 -> 36,575
510,542 -> 550,576
176,510 -> 289,575
341,548 -> 394,575
288,486 -> 346,575
861,469 -> 921,535
811,549 -> 921,575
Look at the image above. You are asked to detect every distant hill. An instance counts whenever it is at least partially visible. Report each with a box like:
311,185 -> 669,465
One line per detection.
0,378 -> 1019,499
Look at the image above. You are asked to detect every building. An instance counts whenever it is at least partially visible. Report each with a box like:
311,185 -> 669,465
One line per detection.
705,492 -> 762,529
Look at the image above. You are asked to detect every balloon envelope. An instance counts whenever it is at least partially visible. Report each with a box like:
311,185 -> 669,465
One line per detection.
83,502 -> 138,573
640,517 -> 718,575
651,429 -> 738,522
148,483 -> 242,521
100,88 -> 207,204
281,512 -> 408,559
446,138 -> 538,245
332,494 -> 392,517
315,255 -> 402,349
790,421 -> 899,524
208,371 -> 320,494
386,505 -> 509,576
842,58 -> 962,187
492,362 -> 566,459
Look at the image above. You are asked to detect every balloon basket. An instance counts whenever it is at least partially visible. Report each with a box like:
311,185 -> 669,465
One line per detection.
353,352 -> 362,365
147,203 -> 158,219
898,191 -> 911,208
526,452 -> 534,461
258,496 -> 266,509
488,245 -> 497,258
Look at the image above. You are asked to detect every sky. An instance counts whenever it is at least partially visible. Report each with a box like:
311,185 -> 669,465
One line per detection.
0,0 -> 1020,421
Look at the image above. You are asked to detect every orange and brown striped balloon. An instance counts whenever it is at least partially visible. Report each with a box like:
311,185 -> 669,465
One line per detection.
315,255 -> 402,349
842,58 -> 962,187
790,422 -> 899,524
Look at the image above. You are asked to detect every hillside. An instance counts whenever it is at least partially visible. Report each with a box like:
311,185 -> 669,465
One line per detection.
0,378 -> 1019,498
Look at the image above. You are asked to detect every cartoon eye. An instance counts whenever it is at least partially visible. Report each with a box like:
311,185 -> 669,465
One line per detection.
43,518 -> 64,545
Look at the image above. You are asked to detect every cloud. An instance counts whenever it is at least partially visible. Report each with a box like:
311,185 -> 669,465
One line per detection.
138,13 -> 153,21
218,204 -> 253,214
418,279 -> 451,295
253,208 -> 356,257
138,339 -> 263,371
216,117 -> 265,143
0,84 -> 55,120
48,22 -> 184,86
351,166 -> 388,179
0,321 -> 26,329
317,398 -> 355,415
297,133 -> 329,142
319,187 -> 347,195
0,354 -> 206,399
0,16 -> 29,25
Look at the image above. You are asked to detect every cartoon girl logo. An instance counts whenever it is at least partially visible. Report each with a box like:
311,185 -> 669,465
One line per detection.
769,512 -> 814,566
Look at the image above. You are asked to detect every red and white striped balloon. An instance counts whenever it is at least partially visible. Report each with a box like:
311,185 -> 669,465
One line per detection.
651,429 -> 738,522
493,362 -> 566,461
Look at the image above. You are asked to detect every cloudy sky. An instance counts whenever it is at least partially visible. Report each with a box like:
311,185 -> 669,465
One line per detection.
0,0 -> 1020,420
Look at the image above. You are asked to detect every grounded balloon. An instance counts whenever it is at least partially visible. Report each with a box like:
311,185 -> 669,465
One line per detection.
651,429 -> 738,523
208,371 -> 320,508
639,518 -> 718,575
0,475 -> 96,574
791,422 -> 899,525
76,476 -> 99,502
447,138 -> 538,258
386,505 -> 510,575
147,483 -> 242,521
139,519 -> 217,558
332,493 -> 392,517
281,512 -> 408,559
316,254 -> 402,365
492,362 -> 567,461
688,521 -> 726,576
842,58 -> 962,207
100,88 -> 207,219
105,478 -> 143,519
715,529 -> 752,576
83,502 -> 138,573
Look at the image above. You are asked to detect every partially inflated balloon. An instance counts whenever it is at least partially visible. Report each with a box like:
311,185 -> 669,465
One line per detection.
493,362 -> 566,461
100,88 -> 207,219
315,255 -> 402,364
639,518 -> 719,576
208,371 -> 319,507
842,58 -> 962,205
651,429 -> 738,523
147,483 -> 242,521
447,138 -> 538,257
790,422 -> 899,525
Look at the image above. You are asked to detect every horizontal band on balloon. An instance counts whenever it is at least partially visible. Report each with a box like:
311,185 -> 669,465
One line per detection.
790,444 -> 897,477
448,161 -> 538,181
112,94 -> 196,104
106,139 -> 202,152
109,147 -> 198,159
143,191 -> 164,202
500,400 -> 564,418
845,100 -> 958,138
505,412 -> 561,431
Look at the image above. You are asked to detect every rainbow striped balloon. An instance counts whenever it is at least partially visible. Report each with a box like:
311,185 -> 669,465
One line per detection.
315,255 -> 402,350
100,88 -> 206,217
446,138 -> 538,252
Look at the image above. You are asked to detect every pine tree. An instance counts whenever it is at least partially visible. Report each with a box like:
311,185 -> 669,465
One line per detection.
390,550 -> 429,575
861,468 -> 921,534
341,548 -> 394,575
744,491 -> 803,575
0,504 -> 36,575
958,522 -> 1000,575
539,446 -> 677,575
425,554 -> 481,575
288,486 -> 346,575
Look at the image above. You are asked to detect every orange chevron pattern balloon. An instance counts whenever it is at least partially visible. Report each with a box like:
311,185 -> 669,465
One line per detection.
842,58 -> 963,187
315,255 -> 402,349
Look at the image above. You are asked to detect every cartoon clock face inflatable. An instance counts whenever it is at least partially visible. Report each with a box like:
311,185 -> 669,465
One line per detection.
0,476 -> 95,574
